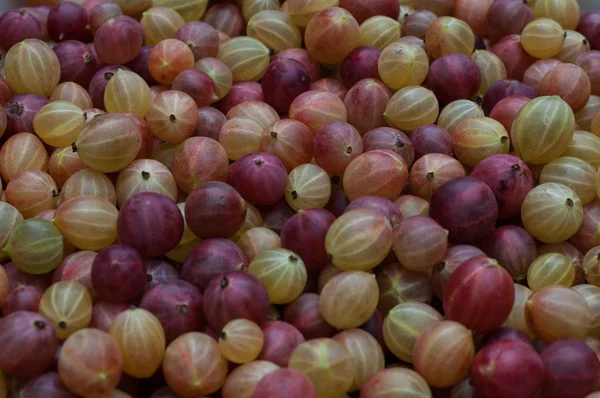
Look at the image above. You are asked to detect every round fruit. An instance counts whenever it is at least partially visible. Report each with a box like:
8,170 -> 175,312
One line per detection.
320,271 -> 379,330
382,302 -> 443,363
444,256 -> 515,333
429,177 -> 498,244
413,321 -> 475,388
521,183 -> 584,244
248,248 -> 307,305
288,338 -> 356,398
526,285 -> 592,342
218,319 -> 264,364
325,208 -> 393,272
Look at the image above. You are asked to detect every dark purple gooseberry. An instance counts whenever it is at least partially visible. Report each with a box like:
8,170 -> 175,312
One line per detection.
482,79 -> 538,115
482,326 -> 534,347
280,208 -> 336,273
2,285 -> 43,315
313,121 -> 363,175
3,262 -> 51,292
481,225 -> 537,282
401,10 -> 436,39
174,21 -> 220,61
0,76 -> 12,105
91,244 -> 146,303
569,202 -> 600,254
424,53 -> 481,105
53,40 -> 97,87
261,199 -> 297,234
339,46 -> 381,88
228,152 -> 288,207
283,293 -> 336,340
473,32 -> 487,51
172,69 -> 218,107
0,311 -> 57,378
431,245 -> 486,300
591,24 -> 600,52
258,320 -> 305,367
540,339 -> 600,398
195,106 -> 227,140
471,339 -> 543,398
125,46 -> 157,86
144,259 -> 178,291
0,105 -> 5,137
180,238 -> 248,293
360,309 -> 386,349
578,11 -> 600,46
273,48 -> 321,82
325,187 -> 351,218
184,181 -> 247,239
47,1 -> 88,42
26,6 -> 51,42
0,10 -> 42,51
89,65 -> 131,110
262,58 -> 311,115
89,301 -> 129,332
429,176 -> 499,244
410,124 -> 453,160
216,82 -> 263,115
344,195 -> 403,226
118,192 -> 184,258
87,42 -> 106,70
19,372 -> 76,398
252,368 -> 318,398
202,270 -> 271,331
140,279 -> 204,344
485,0 -> 533,43
3,94 -> 49,138
87,2 -> 122,33
470,154 -> 534,219
93,18 -> 143,65
362,126 -> 414,168
340,0 -> 399,23
115,15 -> 145,41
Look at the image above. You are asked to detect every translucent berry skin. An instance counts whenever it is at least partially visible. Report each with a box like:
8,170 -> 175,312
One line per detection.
18,372 -> 76,398
262,58 -> 311,115
117,192 -> 184,258
180,238 -> 249,293
429,177 -> 499,244
91,245 -> 146,303
57,328 -> 123,397
540,339 -> 600,398
251,368 -> 318,398
52,40 -> 97,88
47,1 -> 89,42
444,256 -> 515,333
93,18 -> 143,65
0,10 -> 42,51
0,311 -> 57,378
202,271 -> 271,331
280,208 -> 338,273
482,79 -> 538,116
424,53 -> 482,105
481,225 -> 538,282
471,339 -> 543,398
258,320 -> 305,367
340,46 -> 381,88
470,154 -> 534,220
228,152 -> 288,207
139,280 -> 205,344
184,181 -> 247,239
